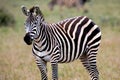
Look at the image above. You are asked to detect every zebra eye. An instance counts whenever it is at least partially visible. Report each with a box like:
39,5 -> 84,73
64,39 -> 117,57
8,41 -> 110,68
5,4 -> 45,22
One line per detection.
25,27 -> 27,30
36,16 -> 38,19
34,22 -> 37,24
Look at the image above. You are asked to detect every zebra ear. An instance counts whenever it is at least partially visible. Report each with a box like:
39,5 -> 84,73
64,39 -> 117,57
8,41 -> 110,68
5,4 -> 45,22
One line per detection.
21,5 -> 29,16
34,5 -> 42,15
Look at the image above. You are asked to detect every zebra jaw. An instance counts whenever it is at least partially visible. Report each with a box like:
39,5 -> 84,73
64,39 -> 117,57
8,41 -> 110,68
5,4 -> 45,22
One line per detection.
24,33 -> 33,45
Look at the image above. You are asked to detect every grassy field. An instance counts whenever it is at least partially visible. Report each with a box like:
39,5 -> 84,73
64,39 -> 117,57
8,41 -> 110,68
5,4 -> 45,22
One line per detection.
0,0 -> 120,80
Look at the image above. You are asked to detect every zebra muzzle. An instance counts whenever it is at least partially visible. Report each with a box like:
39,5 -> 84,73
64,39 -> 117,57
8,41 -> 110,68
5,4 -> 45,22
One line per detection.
24,33 -> 33,45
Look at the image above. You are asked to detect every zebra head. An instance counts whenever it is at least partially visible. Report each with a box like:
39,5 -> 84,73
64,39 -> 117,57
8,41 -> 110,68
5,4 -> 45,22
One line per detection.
21,5 -> 44,45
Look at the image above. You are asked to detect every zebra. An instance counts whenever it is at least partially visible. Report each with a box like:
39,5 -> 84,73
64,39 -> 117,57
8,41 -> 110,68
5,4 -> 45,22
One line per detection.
48,0 -> 89,11
21,5 -> 101,80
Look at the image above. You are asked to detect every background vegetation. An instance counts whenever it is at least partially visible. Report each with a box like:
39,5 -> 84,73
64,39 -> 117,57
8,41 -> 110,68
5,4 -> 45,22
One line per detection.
0,0 -> 120,80
0,8 -> 15,26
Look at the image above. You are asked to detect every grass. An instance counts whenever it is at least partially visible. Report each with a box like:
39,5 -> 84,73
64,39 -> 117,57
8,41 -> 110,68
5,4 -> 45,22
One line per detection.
0,0 -> 120,80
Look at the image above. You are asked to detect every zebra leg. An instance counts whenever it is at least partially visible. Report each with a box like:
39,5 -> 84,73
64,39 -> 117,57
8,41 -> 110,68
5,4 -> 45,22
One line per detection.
35,56 -> 48,80
51,63 -> 58,80
51,56 -> 59,80
87,52 -> 99,80
80,52 -> 99,80
50,53 -> 60,80
80,55 -> 91,74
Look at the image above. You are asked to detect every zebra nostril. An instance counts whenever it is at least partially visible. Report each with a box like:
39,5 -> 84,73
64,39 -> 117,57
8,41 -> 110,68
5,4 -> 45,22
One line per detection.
24,33 -> 33,45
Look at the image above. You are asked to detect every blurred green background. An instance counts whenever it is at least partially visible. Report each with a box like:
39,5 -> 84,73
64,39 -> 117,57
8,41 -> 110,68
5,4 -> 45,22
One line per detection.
0,0 -> 120,80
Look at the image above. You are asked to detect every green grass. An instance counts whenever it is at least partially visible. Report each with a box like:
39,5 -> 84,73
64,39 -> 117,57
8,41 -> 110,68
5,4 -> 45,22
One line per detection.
0,0 -> 120,80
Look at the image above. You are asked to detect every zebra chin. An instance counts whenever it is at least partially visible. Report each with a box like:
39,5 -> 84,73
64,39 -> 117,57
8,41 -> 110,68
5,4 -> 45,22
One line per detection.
24,33 -> 33,45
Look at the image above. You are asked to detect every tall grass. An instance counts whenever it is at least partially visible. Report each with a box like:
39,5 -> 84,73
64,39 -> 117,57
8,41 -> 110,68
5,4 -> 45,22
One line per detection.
0,0 -> 120,80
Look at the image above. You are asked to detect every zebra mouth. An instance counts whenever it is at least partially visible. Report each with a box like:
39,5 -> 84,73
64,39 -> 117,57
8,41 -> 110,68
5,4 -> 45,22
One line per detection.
24,33 -> 33,45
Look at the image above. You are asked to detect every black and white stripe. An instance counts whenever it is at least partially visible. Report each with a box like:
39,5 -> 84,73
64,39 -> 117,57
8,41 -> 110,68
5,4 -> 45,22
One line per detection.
22,6 -> 101,80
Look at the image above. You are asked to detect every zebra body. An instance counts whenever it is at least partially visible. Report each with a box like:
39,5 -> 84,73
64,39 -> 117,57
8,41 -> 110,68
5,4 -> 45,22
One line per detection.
21,6 -> 101,80
33,16 -> 100,63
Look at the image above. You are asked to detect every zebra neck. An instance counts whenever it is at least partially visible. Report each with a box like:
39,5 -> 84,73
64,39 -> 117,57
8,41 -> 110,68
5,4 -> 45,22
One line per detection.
34,23 -> 53,52
34,22 -> 46,41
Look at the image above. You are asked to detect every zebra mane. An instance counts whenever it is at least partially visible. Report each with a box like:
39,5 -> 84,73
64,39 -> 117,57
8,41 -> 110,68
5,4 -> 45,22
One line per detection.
29,6 -> 34,13
29,6 -> 44,21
